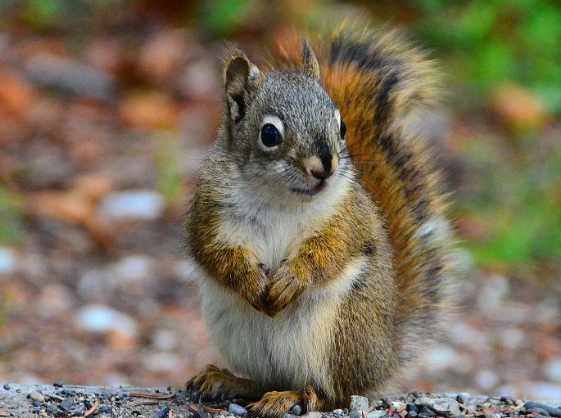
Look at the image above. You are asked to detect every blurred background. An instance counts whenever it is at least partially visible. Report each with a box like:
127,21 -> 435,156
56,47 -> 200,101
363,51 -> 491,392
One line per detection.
0,0 -> 560,399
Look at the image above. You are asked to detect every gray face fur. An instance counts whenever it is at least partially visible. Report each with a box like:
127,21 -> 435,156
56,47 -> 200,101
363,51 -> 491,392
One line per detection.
221,49 -> 352,202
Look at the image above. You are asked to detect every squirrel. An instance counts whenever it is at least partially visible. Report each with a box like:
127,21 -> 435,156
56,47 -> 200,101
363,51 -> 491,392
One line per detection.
184,25 -> 455,418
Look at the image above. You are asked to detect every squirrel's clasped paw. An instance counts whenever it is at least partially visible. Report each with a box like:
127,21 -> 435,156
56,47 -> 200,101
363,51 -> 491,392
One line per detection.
263,267 -> 308,317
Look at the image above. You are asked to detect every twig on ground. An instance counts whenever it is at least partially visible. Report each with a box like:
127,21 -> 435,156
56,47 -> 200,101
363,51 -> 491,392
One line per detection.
130,391 -> 177,400
84,400 -> 100,417
129,399 -> 160,407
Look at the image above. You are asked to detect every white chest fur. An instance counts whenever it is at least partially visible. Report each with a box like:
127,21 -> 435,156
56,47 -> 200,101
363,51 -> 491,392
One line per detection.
215,171 -> 351,271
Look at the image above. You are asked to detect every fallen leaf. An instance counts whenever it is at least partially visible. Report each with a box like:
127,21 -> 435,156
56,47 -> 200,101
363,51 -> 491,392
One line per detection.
28,190 -> 94,225
491,84 -> 548,131
119,91 -> 179,130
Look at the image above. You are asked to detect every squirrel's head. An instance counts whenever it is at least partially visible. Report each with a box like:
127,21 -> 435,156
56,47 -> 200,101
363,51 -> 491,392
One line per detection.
220,41 -> 351,203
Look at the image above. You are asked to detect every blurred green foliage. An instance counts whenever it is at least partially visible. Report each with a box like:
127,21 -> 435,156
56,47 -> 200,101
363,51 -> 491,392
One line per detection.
459,134 -> 561,272
410,0 -> 561,113
153,134 -> 185,211
199,0 -> 256,37
0,187 -> 23,245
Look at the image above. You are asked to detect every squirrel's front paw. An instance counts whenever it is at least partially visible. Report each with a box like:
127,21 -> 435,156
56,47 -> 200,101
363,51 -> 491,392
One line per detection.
242,267 -> 270,313
264,266 -> 308,317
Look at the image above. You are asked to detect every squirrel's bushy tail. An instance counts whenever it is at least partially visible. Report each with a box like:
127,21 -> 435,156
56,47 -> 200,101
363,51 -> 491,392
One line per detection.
279,25 -> 454,365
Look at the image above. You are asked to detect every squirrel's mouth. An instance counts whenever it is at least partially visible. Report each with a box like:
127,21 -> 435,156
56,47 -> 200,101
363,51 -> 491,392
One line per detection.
291,180 -> 327,198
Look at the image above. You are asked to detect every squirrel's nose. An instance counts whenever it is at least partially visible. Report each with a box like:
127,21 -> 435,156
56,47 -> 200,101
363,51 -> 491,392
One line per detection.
304,153 -> 339,180
311,168 -> 332,180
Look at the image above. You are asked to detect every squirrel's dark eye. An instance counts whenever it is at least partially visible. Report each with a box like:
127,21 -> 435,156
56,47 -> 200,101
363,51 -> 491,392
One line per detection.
261,123 -> 282,148
340,120 -> 347,139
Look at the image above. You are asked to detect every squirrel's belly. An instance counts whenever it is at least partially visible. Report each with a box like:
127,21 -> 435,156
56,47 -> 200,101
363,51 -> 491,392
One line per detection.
197,256 -> 368,395
199,278 -> 336,392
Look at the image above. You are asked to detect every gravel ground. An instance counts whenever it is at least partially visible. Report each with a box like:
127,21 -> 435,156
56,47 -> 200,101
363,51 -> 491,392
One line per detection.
1,384 -> 561,418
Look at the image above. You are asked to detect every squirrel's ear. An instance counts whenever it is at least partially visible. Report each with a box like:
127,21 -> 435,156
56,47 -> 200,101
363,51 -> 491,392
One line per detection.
301,39 -> 320,80
224,52 -> 262,123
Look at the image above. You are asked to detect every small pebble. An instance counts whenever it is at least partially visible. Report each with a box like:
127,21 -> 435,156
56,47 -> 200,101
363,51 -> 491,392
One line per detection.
350,395 -> 370,412
60,397 -> 76,411
416,398 -> 435,409
433,399 -> 461,417
407,404 -> 419,413
229,403 -> 248,416
420,407 -> 436,417
391,402 -> 405,411
29,390 -> 45,402
525,402 -> 561,418
195,410 -> 210,418
527,408 -> 551,416
151,406 -> 171,418
291,405 -> 303,416
3,384 -> 10,390
333,409 -> 344,417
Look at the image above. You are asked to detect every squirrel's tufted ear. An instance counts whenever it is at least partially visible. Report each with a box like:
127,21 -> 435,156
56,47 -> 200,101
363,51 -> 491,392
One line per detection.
224,51 -> 262,123
301,39 -> 320,80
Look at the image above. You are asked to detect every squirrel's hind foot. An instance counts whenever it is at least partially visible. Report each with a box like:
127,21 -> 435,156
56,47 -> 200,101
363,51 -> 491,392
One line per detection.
186,364 -> 261,402
248,386 -> 327,418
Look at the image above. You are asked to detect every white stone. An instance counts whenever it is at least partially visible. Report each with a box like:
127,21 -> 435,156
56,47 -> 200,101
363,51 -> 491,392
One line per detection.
75,304 -> 138,337
99,190 -> 165,221
0,247 -> 17,276
112,255 -> 156,284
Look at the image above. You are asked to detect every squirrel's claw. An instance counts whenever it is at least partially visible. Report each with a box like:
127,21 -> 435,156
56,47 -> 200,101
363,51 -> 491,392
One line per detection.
185,364 -> 262,402
248,391 -> 304,418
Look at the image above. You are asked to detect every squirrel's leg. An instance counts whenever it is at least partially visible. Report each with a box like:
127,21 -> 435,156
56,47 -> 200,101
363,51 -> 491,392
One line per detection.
195,244 -> 269,313
186,364 -> 262,401
249,386 -> 331,418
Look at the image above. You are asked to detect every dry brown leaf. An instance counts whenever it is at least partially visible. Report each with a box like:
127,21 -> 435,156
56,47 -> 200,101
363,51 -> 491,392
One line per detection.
0,70 -> 36,117
491,84 -> 548,131
119,91 -> 179,130
28,190 -> 94,225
